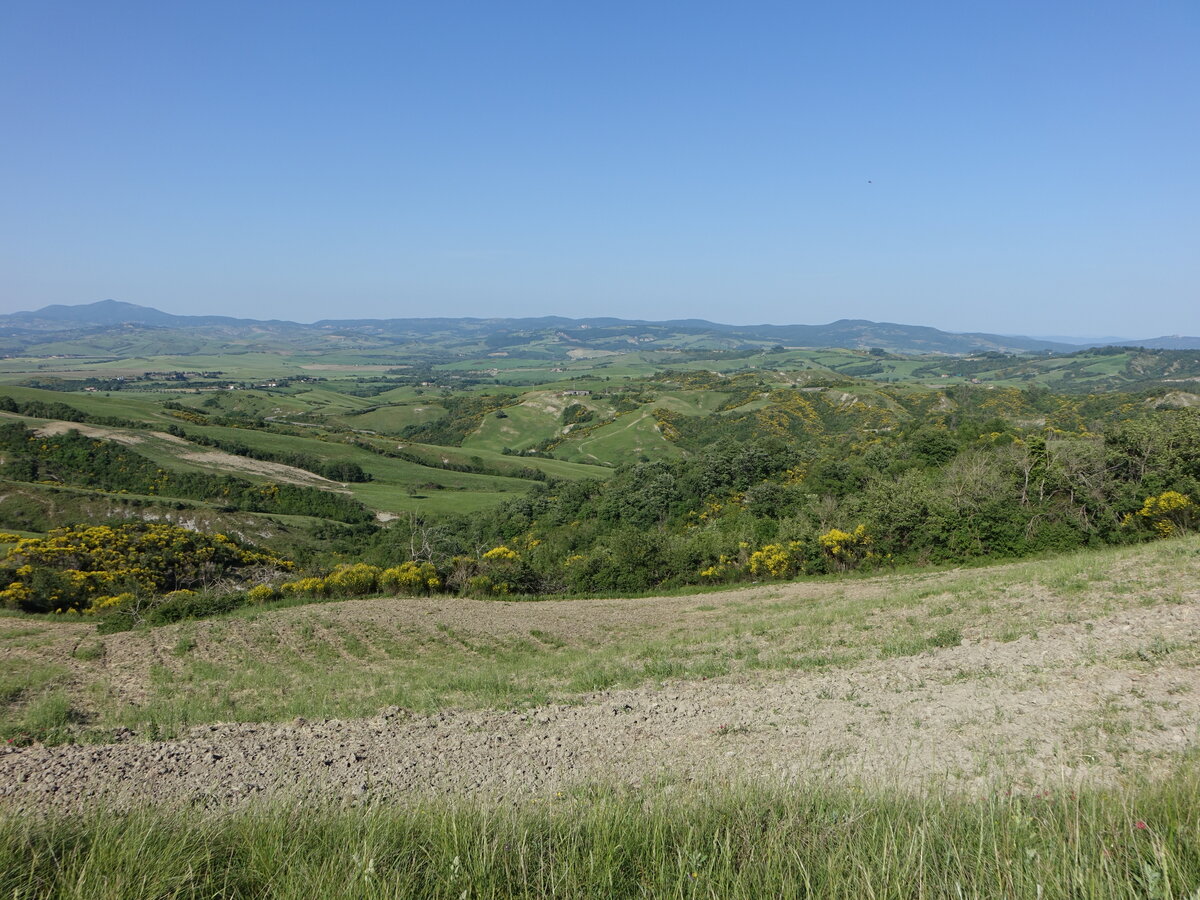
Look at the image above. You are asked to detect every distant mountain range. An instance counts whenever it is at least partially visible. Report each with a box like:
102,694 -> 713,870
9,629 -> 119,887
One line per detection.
1,299 -> 1197,356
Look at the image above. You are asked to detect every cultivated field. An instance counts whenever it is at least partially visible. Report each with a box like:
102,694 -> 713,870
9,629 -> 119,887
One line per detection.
4,537 -> 1198,810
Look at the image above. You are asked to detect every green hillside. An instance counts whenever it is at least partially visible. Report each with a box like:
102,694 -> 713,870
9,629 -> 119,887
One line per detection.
2,343 -> 1198,613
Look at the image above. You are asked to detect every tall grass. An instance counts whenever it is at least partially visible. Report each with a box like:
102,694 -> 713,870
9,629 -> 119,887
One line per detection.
3,772 -> 1199,898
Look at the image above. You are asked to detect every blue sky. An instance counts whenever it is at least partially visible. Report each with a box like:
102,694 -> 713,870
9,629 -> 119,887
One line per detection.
2,1 -> 1196,336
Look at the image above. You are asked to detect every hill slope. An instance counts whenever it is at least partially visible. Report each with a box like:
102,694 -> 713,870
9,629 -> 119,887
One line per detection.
2,537 -> 1197,810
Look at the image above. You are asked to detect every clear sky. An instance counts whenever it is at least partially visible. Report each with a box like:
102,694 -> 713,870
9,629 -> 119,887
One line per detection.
2,1 -> 1196,337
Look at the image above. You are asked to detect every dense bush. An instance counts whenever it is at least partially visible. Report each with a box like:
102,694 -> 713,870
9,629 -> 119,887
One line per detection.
399,394 -> 514,446
0,523 -> 293,613
0,396 -> 142,429
323,563 -> 382,596
380,562 -> 440,594
361,406 -> 1200,597
5,385 -> 1198,608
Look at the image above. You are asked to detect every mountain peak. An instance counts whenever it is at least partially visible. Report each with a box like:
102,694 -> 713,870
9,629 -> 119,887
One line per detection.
14,299 -> 180,326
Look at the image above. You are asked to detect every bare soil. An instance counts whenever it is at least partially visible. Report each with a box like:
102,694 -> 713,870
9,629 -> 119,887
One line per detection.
175,449 -> 347,489
29,421 -> 345,488
34,421 -> 150,446
2,549 -> 1198,813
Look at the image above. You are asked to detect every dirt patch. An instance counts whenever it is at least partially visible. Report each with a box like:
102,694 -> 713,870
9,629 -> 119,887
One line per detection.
566,349 -> 621,359
151,430 -> 193,445
3,546 -> 1199,813
1150,391 -> 1200,408
35,421 -> 146,445
175,449 -> 348,489
298,364 -> 396,372
518,391 -> 568,417
2,600 -> 1198,813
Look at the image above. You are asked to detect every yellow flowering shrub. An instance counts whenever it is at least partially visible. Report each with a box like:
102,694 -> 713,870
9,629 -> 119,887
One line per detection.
280,577 -> 328,597
324,563 -> 382,596
0,523 -> 294,613
470,543 -> 528,595
482,545 -> 520,562
379,562 -> 441,595
818,525 -> 872,570
86,592 -> 136,614
466,574 -> 512,596
246,584 -> 278,604
0,582 -> 33,608
1130,490 -> 1194,537
748,543 -> 805,578
699,554 -> 736,580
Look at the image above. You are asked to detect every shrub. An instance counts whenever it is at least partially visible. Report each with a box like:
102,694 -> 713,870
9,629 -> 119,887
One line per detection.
747,542 -> 804,578
246,584 -> 278,604
0,524 -> 293,613
482,545 -> 520,562
95,589 -> 245,632
818,525 -> 873,571
144,591 -> 246,626
0,581 -> 33,610
466,574 -> 512,596
379,562 -> 441,595
1130,490 -> 1195,537
699,554 -> 738,581
323,563 -> 382,596
86,592 -> 137,614
280,577 -> 328,598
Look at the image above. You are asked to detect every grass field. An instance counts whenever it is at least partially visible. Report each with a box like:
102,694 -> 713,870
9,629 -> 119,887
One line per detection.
372,439 -> 611,481
555,409 -> 682,463
3,339 -> 1196,396
331,403 -> 447,433
652,390 -> 731,415
0,384 -> 569,517
3,772 -> 1199,899
464,396 -> 564,453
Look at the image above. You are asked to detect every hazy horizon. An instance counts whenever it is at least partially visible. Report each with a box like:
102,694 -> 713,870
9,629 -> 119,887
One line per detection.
3,2 -> 1196,336
10,297 -> 1195,343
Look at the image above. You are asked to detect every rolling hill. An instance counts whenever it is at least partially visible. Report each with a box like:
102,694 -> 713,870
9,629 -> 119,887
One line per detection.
5,300 -> 1196,357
